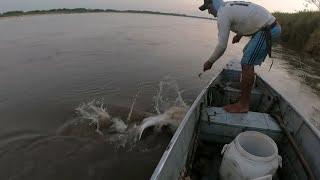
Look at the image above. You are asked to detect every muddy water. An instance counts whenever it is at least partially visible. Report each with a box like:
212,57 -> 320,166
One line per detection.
0,13 -> 319,179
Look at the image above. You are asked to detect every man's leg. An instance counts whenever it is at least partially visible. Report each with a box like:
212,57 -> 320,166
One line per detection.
224,64 -> 254,113
224,30 -> 266,113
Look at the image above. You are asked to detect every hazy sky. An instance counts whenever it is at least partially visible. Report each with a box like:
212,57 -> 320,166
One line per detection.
0,0 -> 313,14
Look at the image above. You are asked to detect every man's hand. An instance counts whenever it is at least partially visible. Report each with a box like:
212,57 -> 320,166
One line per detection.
232,34 -> 242,44
203,61 -> 213,72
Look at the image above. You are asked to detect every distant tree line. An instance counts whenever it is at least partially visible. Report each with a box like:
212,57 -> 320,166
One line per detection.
0,8 -> 213,21
0,8 -> 117,17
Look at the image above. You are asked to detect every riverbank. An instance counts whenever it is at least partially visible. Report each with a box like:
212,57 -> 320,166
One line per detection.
273,11 -> 320,59
0,8 -> 214,21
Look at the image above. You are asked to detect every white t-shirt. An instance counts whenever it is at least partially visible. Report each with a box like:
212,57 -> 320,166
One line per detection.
209,1 -> 276,63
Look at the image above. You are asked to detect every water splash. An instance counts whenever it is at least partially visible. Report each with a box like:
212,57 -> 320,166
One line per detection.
138,106 -> 188,140
58,78 -> 188,148
75,99 -> 112,135
127,85 -> 142,122
154,78 -> 188,114
107,117 -> 128,134
72,100 -> 134,148
139,78 -> 189,140
73,99 -> 129,140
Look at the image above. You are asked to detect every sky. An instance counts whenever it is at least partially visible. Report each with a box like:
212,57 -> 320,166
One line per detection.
0,0 -> 315,15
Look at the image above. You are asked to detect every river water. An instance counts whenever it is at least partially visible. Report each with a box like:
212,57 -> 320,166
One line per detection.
0,13 -> 319,179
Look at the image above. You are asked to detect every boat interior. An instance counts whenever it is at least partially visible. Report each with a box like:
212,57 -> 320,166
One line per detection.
188,62 -> 318,180
151,61 -> 319,180
190,67 -> 285,180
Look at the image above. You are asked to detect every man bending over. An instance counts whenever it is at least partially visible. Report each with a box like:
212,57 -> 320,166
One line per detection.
200,0 -> 281,113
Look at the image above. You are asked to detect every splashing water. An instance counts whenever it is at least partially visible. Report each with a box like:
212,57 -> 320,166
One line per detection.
75,99 -> 128,135
139,79 -> 189,140
154,78 -> 188,114
127,85 -> 142,122
75,99 -> 112,135
58,79 -> 188,148
72,99 -> 135,148
138,106 -> 188,140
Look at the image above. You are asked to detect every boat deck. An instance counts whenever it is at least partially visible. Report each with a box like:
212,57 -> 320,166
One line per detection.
200,107 -> 282,144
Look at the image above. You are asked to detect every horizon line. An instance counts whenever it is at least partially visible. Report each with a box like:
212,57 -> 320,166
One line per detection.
0,8 -> 216,20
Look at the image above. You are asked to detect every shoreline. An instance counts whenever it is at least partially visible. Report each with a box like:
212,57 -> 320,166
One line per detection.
273,11 -> 320,60
0,8 -> 216,21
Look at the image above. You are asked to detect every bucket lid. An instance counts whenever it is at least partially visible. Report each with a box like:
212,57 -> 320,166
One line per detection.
235,131 -> 278,162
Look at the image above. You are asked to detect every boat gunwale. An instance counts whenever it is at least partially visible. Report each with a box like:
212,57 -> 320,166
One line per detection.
258,74 -> 320,140
150,69 -> 223,180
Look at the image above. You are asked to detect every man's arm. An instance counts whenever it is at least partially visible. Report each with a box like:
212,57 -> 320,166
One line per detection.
208,15 -> 231,63
203,14 -> 231,71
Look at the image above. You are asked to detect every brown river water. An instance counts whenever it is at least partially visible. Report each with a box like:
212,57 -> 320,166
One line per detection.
0,13 -> 319,179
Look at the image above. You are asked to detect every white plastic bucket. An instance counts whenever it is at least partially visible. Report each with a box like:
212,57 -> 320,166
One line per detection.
219,131 -> 282,180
